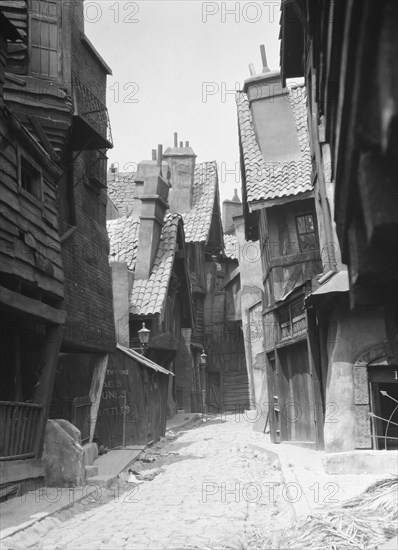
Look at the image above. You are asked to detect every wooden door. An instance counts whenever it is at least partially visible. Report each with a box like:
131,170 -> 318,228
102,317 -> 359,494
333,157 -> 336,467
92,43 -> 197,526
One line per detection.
278,341 -> 316,443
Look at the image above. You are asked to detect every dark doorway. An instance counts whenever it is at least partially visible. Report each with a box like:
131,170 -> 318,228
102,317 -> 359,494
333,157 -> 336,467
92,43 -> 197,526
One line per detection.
207,372 -> 221,413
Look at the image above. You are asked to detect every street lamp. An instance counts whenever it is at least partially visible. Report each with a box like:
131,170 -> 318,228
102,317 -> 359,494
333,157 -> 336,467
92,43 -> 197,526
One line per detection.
137,322 -> 151,354
200,350 -> 207,419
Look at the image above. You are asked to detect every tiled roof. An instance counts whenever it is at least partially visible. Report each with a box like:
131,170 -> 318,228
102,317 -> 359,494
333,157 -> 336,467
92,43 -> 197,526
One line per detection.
107,172 -> 136,215
236,84 -> 312,203
224,234 -> 238,260
130,213 -> 182,316
107,215 -> 139,270
107,212 -> 182,316
183,162 -> 218,243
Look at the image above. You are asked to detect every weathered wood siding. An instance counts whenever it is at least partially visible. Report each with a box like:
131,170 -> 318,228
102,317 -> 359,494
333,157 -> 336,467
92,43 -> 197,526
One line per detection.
96,350 -> 169,448
0,110 -> 64,300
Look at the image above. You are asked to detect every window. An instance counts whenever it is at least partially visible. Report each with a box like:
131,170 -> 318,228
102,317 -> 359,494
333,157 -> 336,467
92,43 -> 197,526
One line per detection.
279,298 -> 306,339
30,1 -> 59,78
295,213 -> 317,252
21,157 -> 42,200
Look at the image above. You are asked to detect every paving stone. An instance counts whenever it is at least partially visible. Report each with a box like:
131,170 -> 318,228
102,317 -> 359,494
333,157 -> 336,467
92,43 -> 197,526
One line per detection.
3,417 -> 292,550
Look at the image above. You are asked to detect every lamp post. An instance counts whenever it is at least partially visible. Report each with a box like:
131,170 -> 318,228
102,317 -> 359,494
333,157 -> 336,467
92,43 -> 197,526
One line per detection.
137,322 -> 151,354
200,350 -> 207,420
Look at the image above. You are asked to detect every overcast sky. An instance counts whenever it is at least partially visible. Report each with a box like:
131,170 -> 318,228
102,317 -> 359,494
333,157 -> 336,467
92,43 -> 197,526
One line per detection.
85,0 -> 281,202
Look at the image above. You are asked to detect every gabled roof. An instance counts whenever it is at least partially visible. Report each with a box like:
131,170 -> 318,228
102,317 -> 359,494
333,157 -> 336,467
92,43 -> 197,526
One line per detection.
236,84 -> 312,204
107,212 -> 183,317
183,162 -> 219,243
107,172 -> 136,216
131,213 -> 182,316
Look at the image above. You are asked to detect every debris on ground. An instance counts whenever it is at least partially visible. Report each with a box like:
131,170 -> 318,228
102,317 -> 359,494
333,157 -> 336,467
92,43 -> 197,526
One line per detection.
135,468 -> 162,481
264,476 -> 398,550
139,455 -> 156,463
165,430 -> 179,440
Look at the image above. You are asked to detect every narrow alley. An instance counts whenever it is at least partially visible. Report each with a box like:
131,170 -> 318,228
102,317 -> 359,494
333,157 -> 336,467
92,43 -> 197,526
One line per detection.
3,416 -> 294,550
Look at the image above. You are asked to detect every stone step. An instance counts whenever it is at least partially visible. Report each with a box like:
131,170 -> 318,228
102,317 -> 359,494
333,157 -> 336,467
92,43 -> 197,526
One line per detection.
84,465 -> 98,479
85,474 -> 117,489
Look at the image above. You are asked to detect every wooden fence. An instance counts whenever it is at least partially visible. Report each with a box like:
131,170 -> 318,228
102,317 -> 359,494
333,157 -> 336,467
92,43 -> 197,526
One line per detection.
0,401 -> 43,460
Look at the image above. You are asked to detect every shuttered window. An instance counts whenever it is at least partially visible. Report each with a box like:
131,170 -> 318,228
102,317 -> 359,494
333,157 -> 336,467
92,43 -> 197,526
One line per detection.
30,0 -> 59,78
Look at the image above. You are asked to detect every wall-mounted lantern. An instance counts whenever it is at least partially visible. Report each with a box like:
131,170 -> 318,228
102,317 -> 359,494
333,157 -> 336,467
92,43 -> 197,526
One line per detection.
137,322 -> 151,354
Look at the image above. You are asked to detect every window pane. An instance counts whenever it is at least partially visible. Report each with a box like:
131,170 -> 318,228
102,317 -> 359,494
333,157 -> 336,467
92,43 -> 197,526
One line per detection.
48,2 -> 58,18
305,215 -> 314,232
31,19 -> 41,45
296,216 -> 305,234
299,234 -> 316,251
49,23 -> 57,48
31,47 -> 40,73
40,49 -> 49,75
49,50 -> 57,77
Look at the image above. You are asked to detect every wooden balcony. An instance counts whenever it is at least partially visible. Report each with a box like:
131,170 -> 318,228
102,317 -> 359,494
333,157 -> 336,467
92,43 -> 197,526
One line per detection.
70,76 -> 113,151
0,401 -> 43,460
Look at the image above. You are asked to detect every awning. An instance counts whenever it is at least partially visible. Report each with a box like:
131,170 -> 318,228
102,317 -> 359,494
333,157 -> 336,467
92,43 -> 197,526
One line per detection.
116,344 -> 174,376
312,270 -> 349,296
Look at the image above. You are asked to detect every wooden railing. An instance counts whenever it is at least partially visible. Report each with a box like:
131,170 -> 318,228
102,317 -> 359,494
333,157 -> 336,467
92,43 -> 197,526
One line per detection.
0,401 -> 43,460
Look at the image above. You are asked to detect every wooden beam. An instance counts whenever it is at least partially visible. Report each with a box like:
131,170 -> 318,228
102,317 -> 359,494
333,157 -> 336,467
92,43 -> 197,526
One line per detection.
34,324 -> 64,456
89,354 -> 109,442
0,286 -> 66,325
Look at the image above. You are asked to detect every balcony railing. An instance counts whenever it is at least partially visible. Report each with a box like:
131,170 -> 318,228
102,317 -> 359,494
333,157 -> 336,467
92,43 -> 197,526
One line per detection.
71,76 -> 113,150
0,401 -> 43,460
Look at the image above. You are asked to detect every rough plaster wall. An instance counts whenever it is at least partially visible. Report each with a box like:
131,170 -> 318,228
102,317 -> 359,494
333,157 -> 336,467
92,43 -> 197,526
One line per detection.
324,300 -> 386,452
234,219 -> 263,407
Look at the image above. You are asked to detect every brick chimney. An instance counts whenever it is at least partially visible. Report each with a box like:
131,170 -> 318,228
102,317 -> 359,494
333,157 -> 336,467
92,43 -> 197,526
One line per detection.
243,46 -> 302,163
222,189 -> 242,233
135,146 -> 171,279
163,133 -> 196,213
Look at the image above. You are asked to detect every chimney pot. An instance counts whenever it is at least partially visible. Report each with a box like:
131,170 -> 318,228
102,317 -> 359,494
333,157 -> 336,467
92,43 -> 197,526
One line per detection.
174,132 -> 178,147
157,144 -> 163,175
185,141 -> 189,147
152,149 -> 157,161
179,141 -> 183,147
249,63 -> 256,76
260,44 -> 270,73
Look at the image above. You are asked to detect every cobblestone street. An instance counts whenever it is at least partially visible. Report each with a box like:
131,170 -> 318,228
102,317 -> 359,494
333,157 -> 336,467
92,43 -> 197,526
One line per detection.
2,416 -> 294,550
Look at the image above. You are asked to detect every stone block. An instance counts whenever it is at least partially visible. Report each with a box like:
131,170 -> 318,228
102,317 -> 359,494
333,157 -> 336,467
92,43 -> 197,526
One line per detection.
85,465 -> 99,479
323,450 -> 398,475
83,442 -> 99,466
43,419 -> 86,487
54,418 -> 82,446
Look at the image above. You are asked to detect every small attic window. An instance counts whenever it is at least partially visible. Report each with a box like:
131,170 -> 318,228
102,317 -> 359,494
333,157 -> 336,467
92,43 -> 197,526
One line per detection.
21,157 -> 42,200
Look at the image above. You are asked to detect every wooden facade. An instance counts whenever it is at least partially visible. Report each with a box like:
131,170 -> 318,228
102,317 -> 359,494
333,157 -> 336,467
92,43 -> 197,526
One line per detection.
96,346 -> 171,448
280,0 -> 398,456
0,8 -> 67,490
0,1 -> 115,490
236,68 -> 325,448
